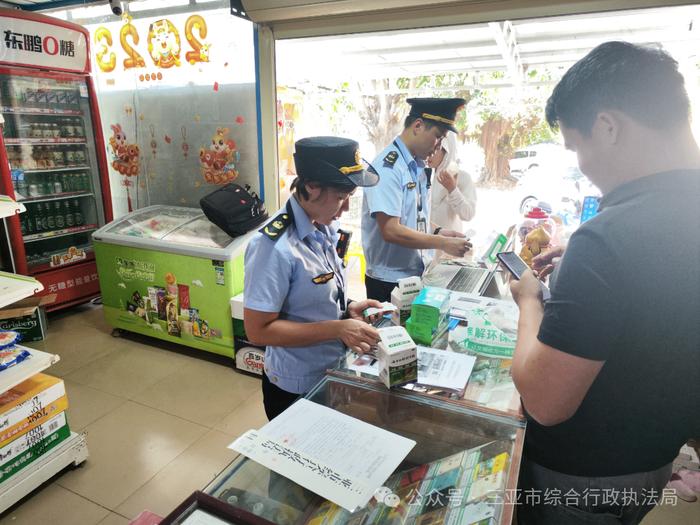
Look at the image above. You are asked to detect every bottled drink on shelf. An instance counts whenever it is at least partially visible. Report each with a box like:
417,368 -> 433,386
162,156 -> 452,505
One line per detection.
73,199 -> 84,226
64,200 -> 75,227
19,215 -> 27,236
54,201 -> 65,229
54,174 -> 63,194
33,203 -> 44,232
46,201 -> 56,230
42,175 -> 53,196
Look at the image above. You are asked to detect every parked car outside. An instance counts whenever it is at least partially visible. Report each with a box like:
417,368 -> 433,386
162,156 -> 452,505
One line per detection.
509,143 -> 572,178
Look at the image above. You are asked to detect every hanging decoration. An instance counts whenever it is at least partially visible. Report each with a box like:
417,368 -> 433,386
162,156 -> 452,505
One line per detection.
198,126 -> 239,184
149,124 -> 158,158
181,126 -> 190,159
108,124 -> 141,177
108,124 -> 141,212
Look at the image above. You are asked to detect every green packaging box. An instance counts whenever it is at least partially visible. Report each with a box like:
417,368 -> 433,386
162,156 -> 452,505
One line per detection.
406,287 -> 450,346
0,294 -> 56,343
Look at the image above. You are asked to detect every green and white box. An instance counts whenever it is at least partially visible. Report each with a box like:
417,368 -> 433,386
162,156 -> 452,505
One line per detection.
0,411 -> 70,483
390,276 -> 423,326
405,287 -> 450,346
377,326 -> 418,388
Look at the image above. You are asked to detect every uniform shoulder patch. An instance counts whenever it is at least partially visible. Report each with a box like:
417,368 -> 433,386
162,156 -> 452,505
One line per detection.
260,212 -> 292,240
383,151 -> 399,166
312,272 -> 335,284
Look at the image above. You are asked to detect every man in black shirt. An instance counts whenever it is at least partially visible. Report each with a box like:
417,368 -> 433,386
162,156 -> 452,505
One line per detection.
510,41 -> 700,524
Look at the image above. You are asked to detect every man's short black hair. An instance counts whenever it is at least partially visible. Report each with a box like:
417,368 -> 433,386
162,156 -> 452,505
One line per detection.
545,41 -> 690,135
403,115 -> 440,130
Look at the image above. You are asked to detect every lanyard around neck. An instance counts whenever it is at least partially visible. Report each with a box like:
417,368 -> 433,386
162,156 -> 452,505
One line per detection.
393,140 -> 424,215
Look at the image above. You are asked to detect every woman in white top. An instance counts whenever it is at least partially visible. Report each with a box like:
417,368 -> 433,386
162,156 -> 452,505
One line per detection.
429,131 -> 477,233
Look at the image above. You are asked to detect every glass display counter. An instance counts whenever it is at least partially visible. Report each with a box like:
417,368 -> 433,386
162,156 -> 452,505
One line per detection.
205,374 -> 525,525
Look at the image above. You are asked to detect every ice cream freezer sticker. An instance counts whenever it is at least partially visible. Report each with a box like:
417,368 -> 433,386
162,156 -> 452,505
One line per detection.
115,260 -> 222,340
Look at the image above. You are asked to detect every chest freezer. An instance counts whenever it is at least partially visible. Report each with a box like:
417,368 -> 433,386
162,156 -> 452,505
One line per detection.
93,205 -> 255,357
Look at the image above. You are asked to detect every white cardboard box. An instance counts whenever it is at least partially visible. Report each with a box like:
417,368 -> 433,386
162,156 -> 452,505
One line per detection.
376,326 -> 417,388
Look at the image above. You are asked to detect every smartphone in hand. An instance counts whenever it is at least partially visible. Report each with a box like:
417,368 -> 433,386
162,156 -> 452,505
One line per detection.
497,251 -> 551,301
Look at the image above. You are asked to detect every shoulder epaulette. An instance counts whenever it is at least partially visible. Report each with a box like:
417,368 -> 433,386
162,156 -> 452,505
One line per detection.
260,212 -> 292,240
383,151 -> 399,167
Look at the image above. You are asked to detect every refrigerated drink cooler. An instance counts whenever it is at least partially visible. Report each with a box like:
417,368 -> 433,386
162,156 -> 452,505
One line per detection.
93,205 -> 254,358
0,9 -> 113,310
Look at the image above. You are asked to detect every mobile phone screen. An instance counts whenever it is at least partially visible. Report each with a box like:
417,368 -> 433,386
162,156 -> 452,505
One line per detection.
496,251 -> 529,279
497,251 -> 551,301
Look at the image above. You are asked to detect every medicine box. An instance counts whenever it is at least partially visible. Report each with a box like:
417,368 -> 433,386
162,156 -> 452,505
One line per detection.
376,326 -> 417,388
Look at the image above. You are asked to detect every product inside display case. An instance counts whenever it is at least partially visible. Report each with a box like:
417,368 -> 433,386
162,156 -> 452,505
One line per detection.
3,75 -> 105,274
206,375 -> 524,525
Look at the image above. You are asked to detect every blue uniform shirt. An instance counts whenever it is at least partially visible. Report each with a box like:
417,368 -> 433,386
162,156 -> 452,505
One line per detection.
244,196 -> 346,394
361,137 -> 430,283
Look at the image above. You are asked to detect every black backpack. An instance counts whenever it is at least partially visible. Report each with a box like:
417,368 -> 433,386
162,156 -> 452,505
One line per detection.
199,183 -> 269,238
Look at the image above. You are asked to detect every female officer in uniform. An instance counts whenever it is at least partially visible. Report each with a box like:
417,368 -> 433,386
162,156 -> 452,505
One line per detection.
244,136 -> 382,420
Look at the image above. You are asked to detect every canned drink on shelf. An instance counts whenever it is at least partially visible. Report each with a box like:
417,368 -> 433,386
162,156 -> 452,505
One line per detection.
53,149 -> 66,167
51,123 -> 61,138
31,123 -> 43,138
63,119 -> 76,137
42,123 -> 53,138
66,90 -> 79,106
24,89 -> 37,106
65,149 -> 75,164
35,90 -> 48,105
56,90 -> 67,106
73,118 -> 84,137
74,148 -> 86,163
46,90 -> 58,105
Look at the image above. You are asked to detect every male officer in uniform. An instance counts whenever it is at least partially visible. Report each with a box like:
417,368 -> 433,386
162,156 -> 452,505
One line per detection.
361,98 -> 472,301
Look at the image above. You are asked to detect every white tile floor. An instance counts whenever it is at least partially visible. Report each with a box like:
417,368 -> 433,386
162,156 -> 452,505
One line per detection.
0,302 -> 697,524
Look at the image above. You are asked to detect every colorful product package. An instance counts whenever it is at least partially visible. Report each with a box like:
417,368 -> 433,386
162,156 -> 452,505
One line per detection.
405,287 -> 450,346
178,284 -> 190,315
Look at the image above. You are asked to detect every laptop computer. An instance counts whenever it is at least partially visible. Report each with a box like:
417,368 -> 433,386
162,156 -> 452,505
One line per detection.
423,229 -> 515,295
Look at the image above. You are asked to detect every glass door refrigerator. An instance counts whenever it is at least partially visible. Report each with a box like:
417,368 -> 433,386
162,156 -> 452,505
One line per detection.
0,9 -> 112,311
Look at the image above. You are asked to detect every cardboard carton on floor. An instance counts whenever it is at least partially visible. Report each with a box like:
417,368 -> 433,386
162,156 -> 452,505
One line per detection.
0,294 -> 56,343
230,293 -> 265,376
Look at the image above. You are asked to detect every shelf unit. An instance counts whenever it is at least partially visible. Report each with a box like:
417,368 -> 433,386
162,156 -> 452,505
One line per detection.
0,194 -> 88,513
5,138 -> 87,146
21,166 -> 90,174
1,106 -> 83,116
20,192 -> 94,205
0,432 -> 88,513
23,224 -> 98,243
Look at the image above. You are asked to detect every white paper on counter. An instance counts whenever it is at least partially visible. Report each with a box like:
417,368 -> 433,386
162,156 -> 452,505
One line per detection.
416,346 -> 476,392
228,399 -> 416,512
348,347 -> 476,393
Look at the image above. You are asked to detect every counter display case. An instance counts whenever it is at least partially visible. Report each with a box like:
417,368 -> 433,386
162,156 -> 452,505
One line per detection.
205,374 -> 525,525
